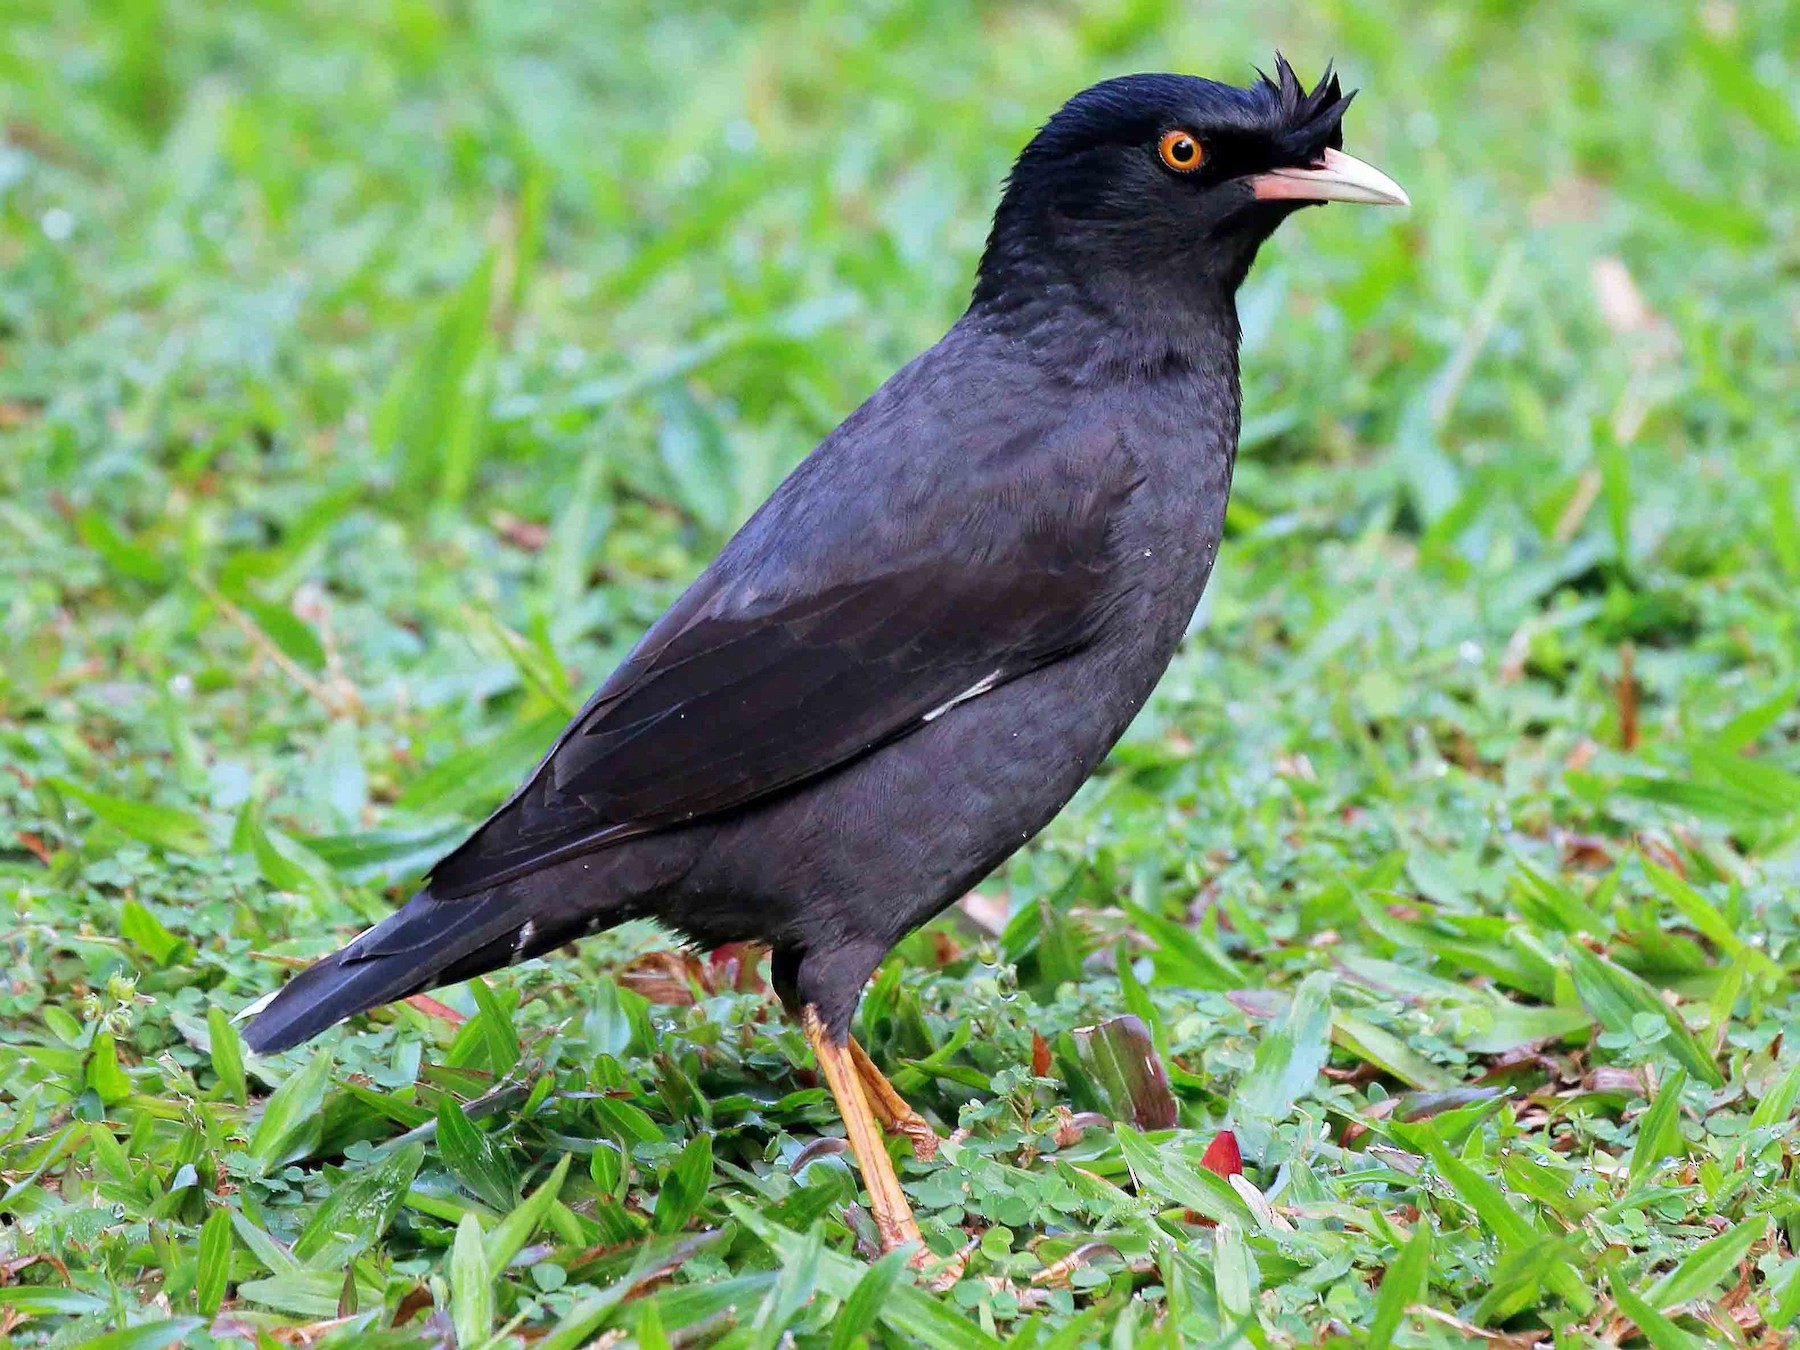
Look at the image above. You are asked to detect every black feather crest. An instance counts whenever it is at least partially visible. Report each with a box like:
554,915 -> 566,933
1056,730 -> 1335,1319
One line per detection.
1256,52 -> 1355,161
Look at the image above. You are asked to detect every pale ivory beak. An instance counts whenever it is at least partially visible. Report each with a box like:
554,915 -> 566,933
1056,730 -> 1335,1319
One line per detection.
1249,146 -> 1410,207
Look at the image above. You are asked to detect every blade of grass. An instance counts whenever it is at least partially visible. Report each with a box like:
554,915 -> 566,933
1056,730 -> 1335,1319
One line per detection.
1367,1220 -> 1431,1350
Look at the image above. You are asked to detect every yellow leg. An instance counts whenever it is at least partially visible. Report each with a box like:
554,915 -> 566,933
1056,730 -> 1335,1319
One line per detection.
849,1037 -> 940,1161
803,1006 -> 923,1255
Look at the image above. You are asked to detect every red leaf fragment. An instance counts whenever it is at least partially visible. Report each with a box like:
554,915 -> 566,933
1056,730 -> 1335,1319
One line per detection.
14,832 -> 52,865
1616,643 -> 1639,751
392,1283 -> 434,1326
708,941 -> 770,994
1200,1129 -> 1242,1179
619,949 -> 706,1004
404,994 -> 466,1026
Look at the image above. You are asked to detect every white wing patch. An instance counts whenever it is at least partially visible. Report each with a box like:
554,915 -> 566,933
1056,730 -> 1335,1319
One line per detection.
233,987 -> 280,1023
922,669 -> 1003,723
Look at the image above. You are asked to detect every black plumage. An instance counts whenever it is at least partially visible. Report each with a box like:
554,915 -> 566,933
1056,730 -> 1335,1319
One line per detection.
245,58 -> 1405,1253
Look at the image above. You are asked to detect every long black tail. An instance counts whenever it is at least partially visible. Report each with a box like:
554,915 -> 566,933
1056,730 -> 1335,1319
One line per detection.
242,882 -> 553,1054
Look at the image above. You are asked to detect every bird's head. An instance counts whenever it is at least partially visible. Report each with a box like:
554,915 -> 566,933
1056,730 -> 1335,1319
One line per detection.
975,59 -> 1407,338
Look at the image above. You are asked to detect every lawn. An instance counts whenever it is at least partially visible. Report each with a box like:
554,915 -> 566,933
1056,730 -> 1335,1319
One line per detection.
3,0 -> 1799,1345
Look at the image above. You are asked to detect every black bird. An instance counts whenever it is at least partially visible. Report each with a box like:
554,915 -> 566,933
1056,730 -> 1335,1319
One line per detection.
245,58 -> 1406,1254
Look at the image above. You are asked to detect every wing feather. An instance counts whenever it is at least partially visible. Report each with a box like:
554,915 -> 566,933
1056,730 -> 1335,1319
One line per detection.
425,420 -> 1135,899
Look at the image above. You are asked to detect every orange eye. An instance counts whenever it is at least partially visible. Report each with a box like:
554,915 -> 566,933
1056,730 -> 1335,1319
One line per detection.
1158,130 -> 1204,172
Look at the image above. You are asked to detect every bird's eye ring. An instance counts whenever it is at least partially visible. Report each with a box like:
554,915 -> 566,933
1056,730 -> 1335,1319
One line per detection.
1158,130 -> 1204,172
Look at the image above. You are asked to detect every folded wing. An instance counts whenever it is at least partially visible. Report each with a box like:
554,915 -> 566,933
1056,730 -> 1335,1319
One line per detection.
427,433 -> 1135,899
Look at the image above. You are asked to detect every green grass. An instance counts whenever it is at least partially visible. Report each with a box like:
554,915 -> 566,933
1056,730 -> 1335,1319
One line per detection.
3,0 -> 1800,1345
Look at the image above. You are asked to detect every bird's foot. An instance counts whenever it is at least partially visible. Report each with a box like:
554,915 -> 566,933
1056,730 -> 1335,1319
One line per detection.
875,1207 -> 925,1256
910,1235 -> 976,1293
848,1036 -> 942,1161
890,1115 -> 942,1163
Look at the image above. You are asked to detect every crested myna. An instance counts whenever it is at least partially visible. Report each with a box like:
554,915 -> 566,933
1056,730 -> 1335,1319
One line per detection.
246,57 -> 1407,1256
